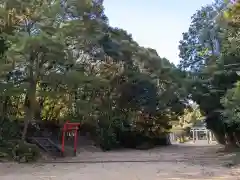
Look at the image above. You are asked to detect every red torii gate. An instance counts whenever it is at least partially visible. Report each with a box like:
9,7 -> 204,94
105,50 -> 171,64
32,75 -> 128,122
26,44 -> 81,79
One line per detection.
61,121 -> 80,156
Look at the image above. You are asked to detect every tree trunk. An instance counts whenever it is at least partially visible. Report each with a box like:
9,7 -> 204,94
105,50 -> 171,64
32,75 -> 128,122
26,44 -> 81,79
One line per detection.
233,132 -> 240,148
212,130 -> 226,145
22,104 -> 31,140
22,49 -> 40,140
22,81 -> 37,140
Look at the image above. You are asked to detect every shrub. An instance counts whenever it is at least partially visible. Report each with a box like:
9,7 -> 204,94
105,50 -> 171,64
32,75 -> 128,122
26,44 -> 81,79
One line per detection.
0,140 -> 41,163
0,118 -> 41,162
96,127 -> 119,151
11,140 -> 40,162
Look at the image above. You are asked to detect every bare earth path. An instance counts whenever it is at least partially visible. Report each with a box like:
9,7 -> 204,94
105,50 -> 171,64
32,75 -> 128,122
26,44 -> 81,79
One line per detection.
0,142 -> 240,179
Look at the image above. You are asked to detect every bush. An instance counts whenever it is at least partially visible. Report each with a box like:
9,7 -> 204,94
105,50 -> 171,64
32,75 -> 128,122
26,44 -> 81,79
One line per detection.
96,127 -> 119,151
0,118 -> 21,140
11,140 -> 40,162
0,140 -> 40,163
0,118 -> 40,162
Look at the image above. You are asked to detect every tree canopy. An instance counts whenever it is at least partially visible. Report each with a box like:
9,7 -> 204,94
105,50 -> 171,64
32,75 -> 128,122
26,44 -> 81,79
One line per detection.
0,0 -> 190,159
4,0 -> 240,162
179,0 -> 240,146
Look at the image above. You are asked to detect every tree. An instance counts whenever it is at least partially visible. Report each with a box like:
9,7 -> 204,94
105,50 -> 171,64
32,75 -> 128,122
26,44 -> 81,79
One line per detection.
0,0 -> 108,139
0,0 -> 189,157
178,0 -> 240,146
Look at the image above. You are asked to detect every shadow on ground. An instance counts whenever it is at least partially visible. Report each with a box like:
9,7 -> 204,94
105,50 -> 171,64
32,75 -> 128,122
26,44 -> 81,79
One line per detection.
219,147 -> 240,168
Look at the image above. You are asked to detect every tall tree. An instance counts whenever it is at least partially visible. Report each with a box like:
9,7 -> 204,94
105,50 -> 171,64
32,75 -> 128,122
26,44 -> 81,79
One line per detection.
178,0 -> 240,145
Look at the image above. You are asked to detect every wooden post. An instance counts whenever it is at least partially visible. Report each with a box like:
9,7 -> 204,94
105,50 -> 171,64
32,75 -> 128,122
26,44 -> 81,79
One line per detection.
207,130 -> 209,144
209,131 -> 212,143
196,130 -> 198,141
193,129 -> 195,143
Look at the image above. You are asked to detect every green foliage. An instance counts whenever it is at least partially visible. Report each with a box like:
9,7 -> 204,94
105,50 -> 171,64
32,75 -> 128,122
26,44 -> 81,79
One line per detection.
0,118 -> 21,140
221,81 -> 240,127
178,0 -> 240,146
172,105 -> 202,129
0,140 -> 40,162
171,105 -> 202,142
0,0 -> 190,154
96,126 -> 119,151
0,118 -> 40,162
11,140 -> 40,162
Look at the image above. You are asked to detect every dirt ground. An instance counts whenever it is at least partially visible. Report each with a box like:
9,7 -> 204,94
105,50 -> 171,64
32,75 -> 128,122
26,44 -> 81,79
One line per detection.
0,142 -> 240,180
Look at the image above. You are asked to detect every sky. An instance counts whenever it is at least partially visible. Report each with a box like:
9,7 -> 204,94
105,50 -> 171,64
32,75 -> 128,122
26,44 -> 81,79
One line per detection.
103,0 -> 213,64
